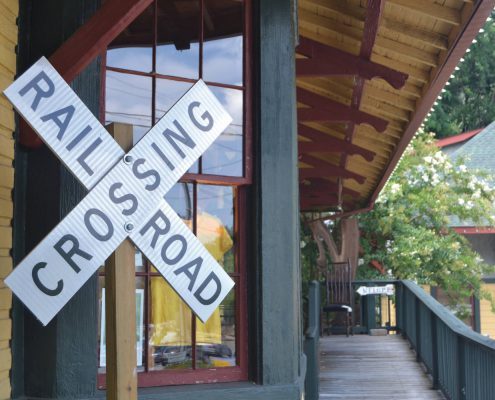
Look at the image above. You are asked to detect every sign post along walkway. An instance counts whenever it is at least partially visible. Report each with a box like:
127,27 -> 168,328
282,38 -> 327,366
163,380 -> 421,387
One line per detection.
3,57 -> 235,396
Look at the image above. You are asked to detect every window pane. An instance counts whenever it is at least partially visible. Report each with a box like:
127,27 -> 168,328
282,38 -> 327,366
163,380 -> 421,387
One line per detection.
155,78 -> 194,121
197,184 -> 235,273
164,182 -> 193,221
107,5 -> 154,73
98,276 -> 105,373
156,0 -> 200,79
201,87 -> 243,176
105,71 -> 152,144
203,0 -> 243,86
136,277 -> 146,371
149,277 -> 193,370
196,286 -> 236,368
97,277 -> 146,373
156,79 -> 198,173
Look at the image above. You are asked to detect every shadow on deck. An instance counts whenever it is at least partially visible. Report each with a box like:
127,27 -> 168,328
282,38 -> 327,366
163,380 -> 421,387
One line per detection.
319,335 -> 444,399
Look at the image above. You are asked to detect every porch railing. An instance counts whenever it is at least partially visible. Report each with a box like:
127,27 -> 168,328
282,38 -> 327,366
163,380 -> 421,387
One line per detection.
303,279 -> 495,400
397,280 -> 495,400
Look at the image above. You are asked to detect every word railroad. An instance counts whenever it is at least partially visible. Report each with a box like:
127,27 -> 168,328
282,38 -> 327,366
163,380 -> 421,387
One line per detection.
4,57 -> 234,326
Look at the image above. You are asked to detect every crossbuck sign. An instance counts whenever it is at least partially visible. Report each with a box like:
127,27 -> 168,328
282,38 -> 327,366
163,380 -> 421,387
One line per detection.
4,57 -> 235,326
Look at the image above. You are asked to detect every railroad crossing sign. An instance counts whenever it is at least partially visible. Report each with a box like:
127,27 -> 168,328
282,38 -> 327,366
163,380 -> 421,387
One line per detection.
3,57 -> 235,326
356,284 -> 395,296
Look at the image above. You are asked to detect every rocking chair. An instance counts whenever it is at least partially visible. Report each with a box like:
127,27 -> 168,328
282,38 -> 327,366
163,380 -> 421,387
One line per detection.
321,259 -> 354,337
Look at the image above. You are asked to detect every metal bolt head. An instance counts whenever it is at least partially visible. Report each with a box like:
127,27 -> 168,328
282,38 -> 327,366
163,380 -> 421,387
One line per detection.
123,154 -> 133,164
124,222 -> 134,232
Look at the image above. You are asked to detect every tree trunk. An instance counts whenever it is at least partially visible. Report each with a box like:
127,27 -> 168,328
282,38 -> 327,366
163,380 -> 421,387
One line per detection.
309,218 -> 359,279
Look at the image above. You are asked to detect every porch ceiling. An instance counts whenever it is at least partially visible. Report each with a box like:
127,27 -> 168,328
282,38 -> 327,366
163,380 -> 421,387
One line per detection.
297,0 -> 494,214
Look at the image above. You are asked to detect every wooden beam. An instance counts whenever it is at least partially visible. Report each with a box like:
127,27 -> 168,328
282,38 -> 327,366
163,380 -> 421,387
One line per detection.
300,178 -> 361,198
297,37 -> 408,89
299,142 -> 376,161
387,0 -> 461,26
360,0 -> 382,59
50,0 -> 153,82
298,124 -> 376,161
300,154 -> 366,184
303,0 -> 448,50
337,0 -> 384,202
297,88 -> 388,132
21,0 -> 153,148
299,8 -> 437,69
105,123 -> 137,400
370,54 -> 429,85
301,195 -> 339,210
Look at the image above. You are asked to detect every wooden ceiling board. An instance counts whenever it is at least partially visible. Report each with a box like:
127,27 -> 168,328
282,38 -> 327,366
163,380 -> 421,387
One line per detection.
299,26 -> 361,55
363,84 -> 416,112
297,0 -> 491,212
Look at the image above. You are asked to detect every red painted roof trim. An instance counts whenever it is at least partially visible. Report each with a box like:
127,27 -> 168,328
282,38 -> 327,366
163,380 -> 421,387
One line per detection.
368,0 -> 493,208
436,128 -> 483,148
453,227 -> 495,235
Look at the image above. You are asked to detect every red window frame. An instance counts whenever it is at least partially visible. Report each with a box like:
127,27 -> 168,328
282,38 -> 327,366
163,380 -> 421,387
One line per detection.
97,0 -> 252,388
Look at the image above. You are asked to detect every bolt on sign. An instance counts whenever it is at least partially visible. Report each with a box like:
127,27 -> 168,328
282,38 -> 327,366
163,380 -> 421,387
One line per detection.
3,57 -> 235,326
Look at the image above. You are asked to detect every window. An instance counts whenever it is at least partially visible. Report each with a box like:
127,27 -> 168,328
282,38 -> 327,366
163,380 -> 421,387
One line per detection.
97,0 -> 251,387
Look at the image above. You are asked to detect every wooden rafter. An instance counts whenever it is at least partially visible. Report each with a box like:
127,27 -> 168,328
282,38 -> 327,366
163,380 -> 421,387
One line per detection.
300,178 -> 361,198
298,124 -> 375,162
299,8 -> 439,68
302,0 -> 449,51
21,0 -> 154,147
296,37 -> 408,89
50,0 -> 154,82
297,88 -> 388,132
300,154 -> 366,184
337,0 -> 384,205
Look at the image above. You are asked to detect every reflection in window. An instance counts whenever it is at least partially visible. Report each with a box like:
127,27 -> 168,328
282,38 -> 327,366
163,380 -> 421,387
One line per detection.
203,36 -> 243,85
149,184 -> 235,370
101,0 -> 249,386
107,4 -> 153,73
155,79 -> 194,122
156,0 -> 200,79
202,87 -> 243,176
203,0 -> 243,85
105,71 -> 152,143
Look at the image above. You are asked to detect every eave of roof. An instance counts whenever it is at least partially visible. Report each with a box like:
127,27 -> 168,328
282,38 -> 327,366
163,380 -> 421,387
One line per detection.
298,0 -> 495,215
436,128 -> 484,148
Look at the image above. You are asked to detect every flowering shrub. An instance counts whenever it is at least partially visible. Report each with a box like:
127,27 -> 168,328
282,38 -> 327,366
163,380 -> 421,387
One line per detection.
360,131 -> 495,315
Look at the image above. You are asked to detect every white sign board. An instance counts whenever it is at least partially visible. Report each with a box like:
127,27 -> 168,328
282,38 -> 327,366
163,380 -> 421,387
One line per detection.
4,57 -> 235,325
356,284 -> 395,296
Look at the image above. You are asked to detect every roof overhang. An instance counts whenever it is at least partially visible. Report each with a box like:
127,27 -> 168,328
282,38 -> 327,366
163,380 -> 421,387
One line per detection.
298,0 -> 494,215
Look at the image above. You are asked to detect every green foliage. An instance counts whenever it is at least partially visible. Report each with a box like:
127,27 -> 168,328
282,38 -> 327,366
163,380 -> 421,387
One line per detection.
425,12 -> 495,138
359,132 -> 495,312
300,217 -> 320,284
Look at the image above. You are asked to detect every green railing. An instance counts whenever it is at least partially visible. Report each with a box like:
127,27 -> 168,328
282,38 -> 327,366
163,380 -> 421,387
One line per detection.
304,281 -> 320,400
397,280 -> 495,400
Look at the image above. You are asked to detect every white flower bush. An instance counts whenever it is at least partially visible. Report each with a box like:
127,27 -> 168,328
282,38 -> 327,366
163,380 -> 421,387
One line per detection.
360,131 -> 495,316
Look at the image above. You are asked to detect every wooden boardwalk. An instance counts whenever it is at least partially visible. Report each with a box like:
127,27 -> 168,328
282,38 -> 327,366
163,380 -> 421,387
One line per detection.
319,335 -> 444,399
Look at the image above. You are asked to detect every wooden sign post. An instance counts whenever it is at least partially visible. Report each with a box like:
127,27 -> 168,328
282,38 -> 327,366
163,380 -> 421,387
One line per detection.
105,123 -> 137,399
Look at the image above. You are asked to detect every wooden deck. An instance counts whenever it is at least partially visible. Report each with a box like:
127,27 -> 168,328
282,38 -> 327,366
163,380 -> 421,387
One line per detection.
319,335 -> 444,399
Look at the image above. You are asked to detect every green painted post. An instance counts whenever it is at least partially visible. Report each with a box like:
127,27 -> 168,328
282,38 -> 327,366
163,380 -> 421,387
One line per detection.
304,281 -> 320,400
457,336 -> 466,400
415,297 -> 421,361
430,310 -> 439,390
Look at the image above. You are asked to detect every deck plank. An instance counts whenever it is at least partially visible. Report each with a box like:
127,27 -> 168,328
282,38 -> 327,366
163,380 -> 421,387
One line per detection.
319,335 -> 444,399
